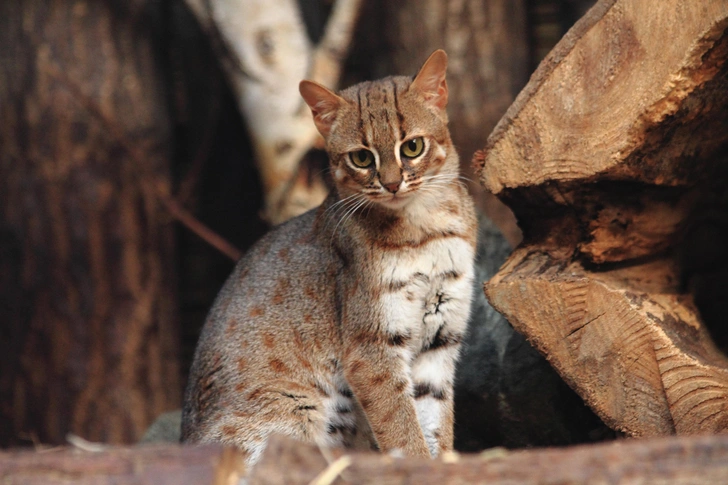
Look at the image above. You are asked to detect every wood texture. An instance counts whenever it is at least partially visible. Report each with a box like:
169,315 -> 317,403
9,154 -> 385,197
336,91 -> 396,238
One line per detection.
477,0 -> 728,436
480,0 -> 728,194
3,434 -> 728,484
0,0 -> 180,445
250,434 -> 728,484
0,444 -> 245,485
486,251 -> 728,436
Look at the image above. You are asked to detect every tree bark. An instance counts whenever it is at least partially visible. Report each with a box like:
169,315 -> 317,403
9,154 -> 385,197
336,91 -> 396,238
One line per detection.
477,0 -> 728,436
182,0 -> 362,225
0,0 -> 180,445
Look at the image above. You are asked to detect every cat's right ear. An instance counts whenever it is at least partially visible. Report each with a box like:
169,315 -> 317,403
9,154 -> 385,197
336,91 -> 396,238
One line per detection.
411,49 -> 449,111
299,80 -> 344,138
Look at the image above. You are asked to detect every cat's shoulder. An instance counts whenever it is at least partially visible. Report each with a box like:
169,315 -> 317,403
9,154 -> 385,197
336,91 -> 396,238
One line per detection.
228,206 -> 329,279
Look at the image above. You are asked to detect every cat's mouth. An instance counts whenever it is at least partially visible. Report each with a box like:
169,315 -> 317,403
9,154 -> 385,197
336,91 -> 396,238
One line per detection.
372,191 -> 414,209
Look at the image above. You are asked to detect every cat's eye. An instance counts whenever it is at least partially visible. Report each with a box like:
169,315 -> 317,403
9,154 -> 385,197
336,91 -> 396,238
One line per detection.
350,149 -> 374,168
401,137 -> 424,158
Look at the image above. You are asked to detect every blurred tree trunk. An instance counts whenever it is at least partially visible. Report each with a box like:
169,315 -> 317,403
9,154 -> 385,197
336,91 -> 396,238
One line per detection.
0,0 -> 180,445
348,0 -> 529,245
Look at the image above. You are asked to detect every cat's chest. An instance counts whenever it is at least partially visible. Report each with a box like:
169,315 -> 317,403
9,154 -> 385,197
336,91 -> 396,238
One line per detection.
374,236 -> 475,349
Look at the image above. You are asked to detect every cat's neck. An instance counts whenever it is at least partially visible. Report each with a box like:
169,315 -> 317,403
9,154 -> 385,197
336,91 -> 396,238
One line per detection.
320,170 -> 473,251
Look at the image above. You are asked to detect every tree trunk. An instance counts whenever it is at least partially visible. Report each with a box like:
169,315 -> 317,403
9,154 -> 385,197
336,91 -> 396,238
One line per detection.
182,0 -> 361,225
0,0 -> 180,445
478,0 -> 728,436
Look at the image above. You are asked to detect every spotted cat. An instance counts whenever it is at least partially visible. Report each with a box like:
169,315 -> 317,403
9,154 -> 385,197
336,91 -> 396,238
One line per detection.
182,50 -> 477,467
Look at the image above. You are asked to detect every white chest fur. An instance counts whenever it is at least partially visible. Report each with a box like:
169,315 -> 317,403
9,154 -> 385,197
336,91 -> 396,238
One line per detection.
375,235 -> 474,456
377,236 -> 475,351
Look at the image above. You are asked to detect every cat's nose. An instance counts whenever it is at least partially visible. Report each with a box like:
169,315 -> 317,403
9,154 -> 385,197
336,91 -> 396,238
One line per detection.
383,181 -> 400,193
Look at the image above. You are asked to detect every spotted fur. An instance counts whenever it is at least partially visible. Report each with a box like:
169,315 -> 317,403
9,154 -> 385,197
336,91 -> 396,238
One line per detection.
182,50 -> 476,467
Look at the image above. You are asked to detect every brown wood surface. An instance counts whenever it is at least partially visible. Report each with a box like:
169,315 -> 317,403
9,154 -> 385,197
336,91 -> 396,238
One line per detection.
252,434 -> 728,485
0,0 -> 180,445
487,251 -> 728,436
480,0 -> 728,195
2,434 -> 728,484
0,444 -> 245,485
477,0 -> 728,436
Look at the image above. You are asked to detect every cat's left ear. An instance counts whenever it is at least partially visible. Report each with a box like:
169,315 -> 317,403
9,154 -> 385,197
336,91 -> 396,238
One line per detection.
299,80 -> 345,138
411,49 -> 449,111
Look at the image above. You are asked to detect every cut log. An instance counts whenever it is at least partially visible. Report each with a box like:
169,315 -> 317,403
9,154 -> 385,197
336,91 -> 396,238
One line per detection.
477,0 -> 728,436
486,251 -> 728,435
2,434 -> 728,484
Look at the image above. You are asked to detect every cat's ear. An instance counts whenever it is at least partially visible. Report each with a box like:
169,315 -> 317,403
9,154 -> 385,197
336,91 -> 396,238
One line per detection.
411,49 -> 449,111
299,80 -> 345,138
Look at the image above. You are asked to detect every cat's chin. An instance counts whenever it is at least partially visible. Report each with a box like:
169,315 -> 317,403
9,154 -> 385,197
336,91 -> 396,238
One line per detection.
372,193 -> 415,210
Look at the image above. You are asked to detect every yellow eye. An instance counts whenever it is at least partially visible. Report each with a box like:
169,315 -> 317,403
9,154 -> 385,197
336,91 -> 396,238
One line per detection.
350,149 -> 374,168
401,137 -> 424,158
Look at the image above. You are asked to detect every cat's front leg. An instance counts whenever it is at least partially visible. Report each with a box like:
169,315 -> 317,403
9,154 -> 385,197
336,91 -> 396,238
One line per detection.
413,272 -> 473,455
411,339 -> 460,454
341,337 -> 430,457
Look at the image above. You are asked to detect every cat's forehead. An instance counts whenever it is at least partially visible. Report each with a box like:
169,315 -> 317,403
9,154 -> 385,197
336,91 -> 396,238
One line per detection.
338,75 -> 412,105
331,75 -> 441,152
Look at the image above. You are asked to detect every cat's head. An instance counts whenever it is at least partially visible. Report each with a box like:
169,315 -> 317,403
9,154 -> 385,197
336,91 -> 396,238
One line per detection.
300,50 -> 457,211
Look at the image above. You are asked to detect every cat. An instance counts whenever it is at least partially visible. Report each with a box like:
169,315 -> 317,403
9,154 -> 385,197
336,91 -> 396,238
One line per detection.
181,49 -> 477,467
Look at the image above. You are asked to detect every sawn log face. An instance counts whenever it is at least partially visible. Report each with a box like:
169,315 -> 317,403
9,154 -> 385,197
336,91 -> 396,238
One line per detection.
477,0 -> 728,436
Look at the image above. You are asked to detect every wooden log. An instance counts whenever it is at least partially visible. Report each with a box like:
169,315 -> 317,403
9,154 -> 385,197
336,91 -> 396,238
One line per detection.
480,0 -> 728,195
0,444 -> 245,485
182,0 -> 362,224
2,434 -> 728,484
0,0 -> 180,445
476,0 -> 728,436
487,250 -> 728,435
249,434 -> 728,484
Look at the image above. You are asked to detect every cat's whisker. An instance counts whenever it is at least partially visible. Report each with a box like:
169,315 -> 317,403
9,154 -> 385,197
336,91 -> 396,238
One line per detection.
443,174 -> 475,184
324,194 -> 364,229
418,181 -> 455,191
312,166 -> 332,179
421,175 -> 465,188
420,182 -> 452,191
332,195 -> 369,242
364,199 -> 374,217
421,173 -> 459,184
324,193 -> 361,217
414,186 -> 453,202
328,193 -> 366,236
324,203 -> 354,229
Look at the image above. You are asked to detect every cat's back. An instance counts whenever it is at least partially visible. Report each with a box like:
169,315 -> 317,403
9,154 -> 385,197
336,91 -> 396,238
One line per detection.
182,207 -> 342,441
208,207 -> 336,330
